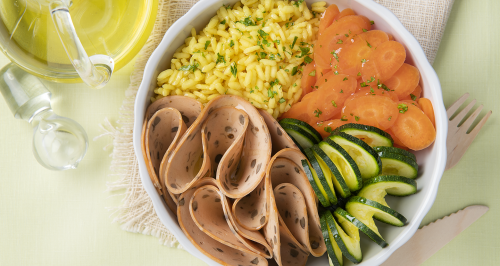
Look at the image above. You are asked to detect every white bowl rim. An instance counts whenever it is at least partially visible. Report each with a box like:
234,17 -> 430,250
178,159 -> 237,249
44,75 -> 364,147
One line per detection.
132,0 -> 448,265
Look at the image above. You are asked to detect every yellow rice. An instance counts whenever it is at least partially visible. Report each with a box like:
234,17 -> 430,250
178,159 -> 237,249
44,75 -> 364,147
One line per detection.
154,0 -> 326,118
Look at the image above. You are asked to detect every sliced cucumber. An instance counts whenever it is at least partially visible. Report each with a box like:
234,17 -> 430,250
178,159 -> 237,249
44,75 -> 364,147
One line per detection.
379,151 -> 419,179
281,123 -> 318,151
329,132 -> 382,179
324,210 -> 362,264
318,138 -> 362,192
374,146 -> 416,162
311,146 -> 351,198
301,159 -> 331,207
279,118 -> 322,143
334,208 -> 388,248
346,196 -> 407,228
320,211 -> 343,266
305,148 -> 337,205
334,123 -> 393,147
358,176 -> 417,207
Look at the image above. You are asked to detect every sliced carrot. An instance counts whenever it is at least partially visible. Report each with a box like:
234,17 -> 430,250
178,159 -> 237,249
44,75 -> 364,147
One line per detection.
384,63 -> 420,99
314,71 -> 336,88
313,119 -> 349,139
316,64 -> 332,79
318,4 -> 340,36
341,95 -> 399,130
345,87 -> 399,106
337,30 -> 389,77
401,99 -> 421,109
301,61 -> 317,98
361,41 -> 406,83
279,100 -> 314,122
418,98 -> 436,127
391,102 -> 436,150
333,8 -> 356,20
315,15 -> 372,69
400,84 -> 422,101
386,129 -> 409,150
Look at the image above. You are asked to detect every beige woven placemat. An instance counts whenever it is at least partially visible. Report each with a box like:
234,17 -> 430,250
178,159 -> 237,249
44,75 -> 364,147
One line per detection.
104,0 -> 455,247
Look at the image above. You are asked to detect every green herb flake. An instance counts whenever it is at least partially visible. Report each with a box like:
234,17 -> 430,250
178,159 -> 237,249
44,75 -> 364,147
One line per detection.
309,70 -> 316,76
230,62 -> 237,77
216,53 -> 226,64
340,89 -> 344,93
361,59 -> 367,63
366,41 -> 372,48
355,116 -> 360,121
337,40 -> 343,44
360,82 -> 368,87
331,100 -> 337,107
258,29 -> 268,38
291,66 -> 298,76
279,97 -> 286,103
343,77 -> 348,81
290,36 -> 298,49
237,17 -> 256,26
411,94 -> 417,101
274,39 -> 281,45
334,71 -> 339,75
370,20 -> 375,25
293,0 -> 304,8
340,115 -> 348,121
324,126 -> 333,133
388,116 -> 392,121
345,33 -> 349,37
220,20 -> 226,25
256,17 -> 263,21
304,56 -> 313,64
314,108 -> 322,118
370,88 -> 375,93
297,46 -> 311,58
178,62 -> 200,72
362,28 -> 367,32
398,103 -> 409,113
260,52 -> 267,59
331,51 -> 340,62
229,40 -> 235,47
204,41 -> 211,50
357,72 -> 361,76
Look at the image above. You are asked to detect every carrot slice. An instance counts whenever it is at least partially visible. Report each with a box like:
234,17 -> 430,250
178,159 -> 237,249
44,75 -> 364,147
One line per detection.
341,95 -> 399,130
333,8 -> 356,20
401,99 -> 421,109
314,71 -> 336,88
316,64 -> 332,79
384,63 -> 420,99
315,15 -> 372,69
400,84 -> 422,101
418,98 -> 436,127
313,119 -> 350,139
337,30 -> 389,77
345,87 -> 399,107
361,41 -> 406,83
318,5 -> 340,36
301,61 -> 317,98
391,102 -> 436,150
386,128 -> 408,150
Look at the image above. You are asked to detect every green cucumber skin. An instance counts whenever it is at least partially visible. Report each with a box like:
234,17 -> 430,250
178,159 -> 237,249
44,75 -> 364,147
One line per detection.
305,148 -> 338,205
360,175 -> 417,197
281,123 -> 317,150
373,146 -> 416,162
329,132 -> 382,178
279,118 -> 323,143
301,159 -> 331,208
311,145 -> 351,198
378,151 -> 419,179
324,210 -> 362,263
348,196 -> 407,226
334,123 -> 394,146
320,212 -> 343,266
334,208 -> 388,248
322,138 -> 363,191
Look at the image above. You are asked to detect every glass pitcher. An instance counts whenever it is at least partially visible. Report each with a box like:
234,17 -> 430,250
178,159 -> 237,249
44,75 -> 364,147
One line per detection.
0,0 -> 157,89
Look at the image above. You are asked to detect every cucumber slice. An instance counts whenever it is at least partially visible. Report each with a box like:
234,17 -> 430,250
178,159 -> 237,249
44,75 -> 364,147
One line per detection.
301,159 -> 331,207
320,212 -> 343,266
334,208 -> 388,248
346,196 -> 407,228
318,138 -> 362,192
304,148 -> 337,205
329,132 -> 382,179
281,123 -> 318,151
373,146 -> 416,162
311,145 -> 351,198
358,176 -> 417,207
279,118 -> 322,143
335,123 -> 393,147
324,210 -> 362,263
379,151 -> 419,179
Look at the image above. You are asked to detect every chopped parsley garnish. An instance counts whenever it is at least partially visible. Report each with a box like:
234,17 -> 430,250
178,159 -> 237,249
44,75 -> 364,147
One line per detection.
256,17 -> 263,21
361,59 -> 367,63
274,40 -> 280,45
297,46 -> 311,58
366,76 -> 375,83
291,66 -> 298,76
260,52 -> 267,59
269,54 -> 276,60
360,82 -> 368,87
334,71 -> 339,75
220,20 -> 226,25
362,28 -> 367,32
337,40 -> 343,44
398,103 -> 409,113
324,127 -> 333,133
293,0 -> 304,7
411,94 -> 417,101
366,41 -> 372,48
345,33 -> 349,37
229,40 -> 234,47
290,36 -> 298,49
279,97 -> 286,103
309,70 -> 316,76
267,89 -> 277,98
204,41 -> 211,50
223,4 -> 232,9
355,116 -> 360,121
258,29 -> 268,38
215,53 -> 226,64
314,108 -> 322,118
340,115 -> 348,121
357,72 -> 361,76
230,62 -> 237,77
178,62 -> 199,72
331,51 -> 340,62
237,17 -> 256,26
340,89 -> 344,93
332,100 -> 337,107
270,78 -> 280,87
370,20 -> 375,25
343,77 -> 348,81
304,56 -> 313,64
388,116 -> 392,121
370,88 -> 375,93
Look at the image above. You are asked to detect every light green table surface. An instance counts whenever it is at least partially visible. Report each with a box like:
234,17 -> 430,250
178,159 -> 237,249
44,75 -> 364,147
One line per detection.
1,1 -> 499,265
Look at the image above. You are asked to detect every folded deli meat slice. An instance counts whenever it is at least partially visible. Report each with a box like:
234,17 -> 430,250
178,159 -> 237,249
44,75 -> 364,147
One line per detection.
263,182 -> 309,266
144,108 -> 187,213
266,149 -> 326,257
166,95 -> 271,198
232,176 -> 268,231
177,178 -> 267,266
258,109 -> 298,155
141,96 -> 202,196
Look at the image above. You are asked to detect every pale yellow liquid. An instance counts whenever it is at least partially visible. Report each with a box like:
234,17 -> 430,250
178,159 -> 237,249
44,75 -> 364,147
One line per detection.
0,0 -> 157,82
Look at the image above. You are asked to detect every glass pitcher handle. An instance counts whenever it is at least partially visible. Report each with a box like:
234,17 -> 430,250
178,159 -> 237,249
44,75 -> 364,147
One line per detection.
49,0 -> 114,89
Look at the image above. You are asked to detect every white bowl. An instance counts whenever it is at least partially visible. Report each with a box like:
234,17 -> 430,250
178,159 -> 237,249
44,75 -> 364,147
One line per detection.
133,0 -> 448,265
